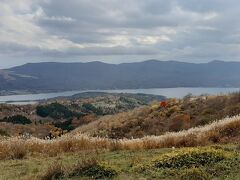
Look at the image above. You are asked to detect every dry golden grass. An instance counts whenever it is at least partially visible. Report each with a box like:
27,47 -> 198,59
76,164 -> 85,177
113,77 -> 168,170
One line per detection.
0,115 -> 240,159
0,139 -> 27,159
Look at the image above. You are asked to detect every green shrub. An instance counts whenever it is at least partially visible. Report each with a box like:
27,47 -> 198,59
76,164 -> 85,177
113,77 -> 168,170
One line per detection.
179,168 -> 210,180
77,164 -> 117,179
54,120 -> 74,131
36,105 -> 49,118
82,103 -> 104,116
135,147 -> 240,179
1,115 -> 31,125
0,129 -> 10,136
70,159 -> 117,179
151,148 -> 234,169
36,103 -> 83,119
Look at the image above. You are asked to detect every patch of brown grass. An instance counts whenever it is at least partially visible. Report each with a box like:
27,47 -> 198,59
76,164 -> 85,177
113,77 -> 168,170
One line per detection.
0,139 -> 27,160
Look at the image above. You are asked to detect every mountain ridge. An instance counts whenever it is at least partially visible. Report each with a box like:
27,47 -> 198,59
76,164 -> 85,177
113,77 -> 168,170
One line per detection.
1,60 -> 240,92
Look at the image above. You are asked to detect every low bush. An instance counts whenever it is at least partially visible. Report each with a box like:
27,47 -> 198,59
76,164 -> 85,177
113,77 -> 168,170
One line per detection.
42,158 -> 117,180
151,148 -> 234,169
70,160 -> 117,179
54,120 -> 74,131
135,147 -> 240,179
0,129 -> 10,136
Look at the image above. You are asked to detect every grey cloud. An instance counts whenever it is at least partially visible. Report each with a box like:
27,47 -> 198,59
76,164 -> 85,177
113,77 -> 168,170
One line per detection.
0,0 -> 240,68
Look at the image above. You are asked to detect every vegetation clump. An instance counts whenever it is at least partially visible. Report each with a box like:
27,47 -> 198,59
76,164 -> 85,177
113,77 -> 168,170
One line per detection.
151,148 -> 233,169
136,147 -> 240,180
42,158 -> 117,180
70,160 -> 117,179
1,115 -> 31,125
36,103 -> 83,119
0,129 -> 10,136
82,103 -> 104,116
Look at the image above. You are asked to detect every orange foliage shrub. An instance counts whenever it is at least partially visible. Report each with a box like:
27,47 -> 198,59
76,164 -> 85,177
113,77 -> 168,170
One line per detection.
160,101 -> 167,108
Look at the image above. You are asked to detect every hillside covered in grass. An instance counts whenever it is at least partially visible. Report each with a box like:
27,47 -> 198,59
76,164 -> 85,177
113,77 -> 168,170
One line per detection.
76,92 -> 240,138
0,93 -> 165,137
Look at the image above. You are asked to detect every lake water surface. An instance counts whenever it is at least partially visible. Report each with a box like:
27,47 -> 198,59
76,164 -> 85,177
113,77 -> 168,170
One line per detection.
0,87 -> 239,104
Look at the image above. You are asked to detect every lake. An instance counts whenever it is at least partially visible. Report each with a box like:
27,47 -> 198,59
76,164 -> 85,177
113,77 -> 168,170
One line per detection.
0,87 -> 239,105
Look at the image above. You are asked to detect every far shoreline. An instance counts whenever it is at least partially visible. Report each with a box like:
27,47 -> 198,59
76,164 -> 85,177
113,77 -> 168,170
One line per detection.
1,86 -> 239,96
0,87 -> 239,105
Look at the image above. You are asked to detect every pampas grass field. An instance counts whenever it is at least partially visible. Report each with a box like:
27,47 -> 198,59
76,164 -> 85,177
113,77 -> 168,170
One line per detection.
1,114 -> 240,160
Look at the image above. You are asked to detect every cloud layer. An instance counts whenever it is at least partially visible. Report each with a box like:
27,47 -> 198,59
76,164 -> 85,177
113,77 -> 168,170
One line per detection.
0,0 -> 240,67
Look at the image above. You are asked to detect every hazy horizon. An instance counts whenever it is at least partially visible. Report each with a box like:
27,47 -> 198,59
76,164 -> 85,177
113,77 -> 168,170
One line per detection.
0,59 -> 235,69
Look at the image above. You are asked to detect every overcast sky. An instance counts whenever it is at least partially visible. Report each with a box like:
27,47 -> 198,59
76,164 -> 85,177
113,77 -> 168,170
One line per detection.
0,0 -> 240,68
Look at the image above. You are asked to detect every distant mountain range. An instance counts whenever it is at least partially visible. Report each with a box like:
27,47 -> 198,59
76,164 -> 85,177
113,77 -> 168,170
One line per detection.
1,60 -> 240,92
